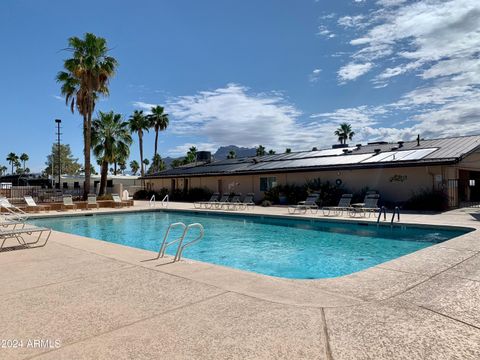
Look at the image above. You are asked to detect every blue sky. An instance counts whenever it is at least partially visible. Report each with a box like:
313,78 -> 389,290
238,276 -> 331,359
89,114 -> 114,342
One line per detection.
1,0 -> 479,173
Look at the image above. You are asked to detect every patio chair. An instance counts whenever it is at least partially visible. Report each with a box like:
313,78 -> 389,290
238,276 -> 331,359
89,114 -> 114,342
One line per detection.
194,192 -> 220,209
24,196 -> 51,213
242,193 -> 256,210
235,193 -> 255,210
288,193 -> 320,214
226,194 -> 242,210
0,226 -> 51,250
0,197 -> 28,221
322,194 -> 353,216
112,193 -> 129,208
62,195 -> 78,211
86,194 -> 99,210
213,194 -> 231,210
349,194 -> 380,217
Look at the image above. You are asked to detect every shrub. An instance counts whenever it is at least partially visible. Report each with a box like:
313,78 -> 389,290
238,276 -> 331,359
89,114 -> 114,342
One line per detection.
403,189 -> 448,212
261,200 -> 272,207
133,188 -> 169,200
263,178 -> 344,206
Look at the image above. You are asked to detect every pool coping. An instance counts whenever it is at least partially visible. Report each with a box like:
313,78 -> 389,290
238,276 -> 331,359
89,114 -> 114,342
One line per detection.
23,202 -> 480,308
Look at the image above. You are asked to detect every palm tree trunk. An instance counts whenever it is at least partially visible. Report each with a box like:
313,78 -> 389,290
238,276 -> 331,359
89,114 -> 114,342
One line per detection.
83,113 -> 92,199
99,160 -> 109,196
114,162 -> 117,175
10,162 -> 13,175
139,133 -> 144,177
154,129 -> 159,157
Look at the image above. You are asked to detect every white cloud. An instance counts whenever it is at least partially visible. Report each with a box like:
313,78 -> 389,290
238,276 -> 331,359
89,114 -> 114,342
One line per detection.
338,62 -> 373,82
309,68 -> 322,83
167,143 -> 217,157
338,15 -> 367,28
132,101 -> 157,114
165,83 -> 379,151
317,25 -> 336,38
328,0 -> 480,141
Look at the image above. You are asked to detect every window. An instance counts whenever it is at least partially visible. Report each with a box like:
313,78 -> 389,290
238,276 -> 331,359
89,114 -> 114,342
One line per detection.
260,177 -> 276,191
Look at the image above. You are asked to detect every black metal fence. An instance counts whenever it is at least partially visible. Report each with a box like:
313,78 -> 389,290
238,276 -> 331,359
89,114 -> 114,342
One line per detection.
0,186 -> 83,204
447,179 -> 480,208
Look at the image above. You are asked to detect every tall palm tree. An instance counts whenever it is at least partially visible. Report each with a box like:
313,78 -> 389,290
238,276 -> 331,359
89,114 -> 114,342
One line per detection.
146,105 -> 169,161
184,146 -> 197,164
130,160 -> 139,175
91,111 -> 132,196
334,123 -> 355,145
227,150 -> 236,159
56,33 -> 118,199
129,110 -> 150,177
20,153 -> 29,171
6,153 -> 18,174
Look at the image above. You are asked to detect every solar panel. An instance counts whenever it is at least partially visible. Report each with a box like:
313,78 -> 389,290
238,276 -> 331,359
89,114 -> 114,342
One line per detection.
360,148 -> 438,164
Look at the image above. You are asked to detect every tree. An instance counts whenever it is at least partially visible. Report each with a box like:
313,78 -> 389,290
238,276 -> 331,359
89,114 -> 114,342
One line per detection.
227,150 -> 236,159
0,165 -> 7,176
45,144 -> 82,176
130,160 -> 139,175
143,158 -> 150,167
183,146 -> 197,164
256,145 -> 266,156
334,123 -> 355,145
118,160 -> 127,175
285,148 -> 291,153
171,159 -> 183,168
56,33 -> 118,199
14,159 -> 21,174
268,149 -> 276,155
146,105 -> 169,162
91,111 -> 132,196
149,154 -> 165,174
129,110 -> 150,177
312,147 -> 318,151
6,153 -> 18,174
20,153 -> 29,171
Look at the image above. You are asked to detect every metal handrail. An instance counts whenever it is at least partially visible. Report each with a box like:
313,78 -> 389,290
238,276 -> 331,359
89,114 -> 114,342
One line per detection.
391,206 -> 400,224
149,194 -> 156,208
142,222 -> 187,262
174,223 -> 204,262
161,194 -> 169,208
377,206 -> 387,223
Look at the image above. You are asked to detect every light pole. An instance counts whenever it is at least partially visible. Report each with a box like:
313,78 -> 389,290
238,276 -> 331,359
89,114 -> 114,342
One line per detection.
55,119 -> 62,188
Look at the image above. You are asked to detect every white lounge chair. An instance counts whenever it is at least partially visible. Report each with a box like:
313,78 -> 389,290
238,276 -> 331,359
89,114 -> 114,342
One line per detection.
112,193 -> 129,207
226,194 -> 242,210
322,194 -> 353,216
350,194 -> 380,217
0,197 -> 28,221
213,194 -> 231,210
87,194 -> 99,209
24,196 -> 51,213
62,195 -> 77,210
288,193 -> 320,214
0,226 -> 51,250
194,192 -> 220,209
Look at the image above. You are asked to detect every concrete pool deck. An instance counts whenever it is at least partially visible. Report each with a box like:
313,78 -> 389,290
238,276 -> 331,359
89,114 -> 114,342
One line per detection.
1,201 -> 480,359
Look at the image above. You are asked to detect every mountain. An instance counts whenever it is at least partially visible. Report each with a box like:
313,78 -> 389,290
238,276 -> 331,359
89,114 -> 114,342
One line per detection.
159,145 -> 257,170
214,145 -> 256,160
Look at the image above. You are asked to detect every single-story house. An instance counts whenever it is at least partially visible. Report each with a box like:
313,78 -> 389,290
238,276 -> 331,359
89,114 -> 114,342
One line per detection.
143,135 -> 480,207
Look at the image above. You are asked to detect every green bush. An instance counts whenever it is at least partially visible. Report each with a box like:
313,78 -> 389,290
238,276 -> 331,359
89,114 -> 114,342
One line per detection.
133,188 -> 169,200
403,189 -> 448,212
263,178 -> 344,206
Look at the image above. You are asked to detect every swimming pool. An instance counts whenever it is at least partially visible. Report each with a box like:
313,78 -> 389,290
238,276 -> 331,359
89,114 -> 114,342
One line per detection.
30,211 -> 470,279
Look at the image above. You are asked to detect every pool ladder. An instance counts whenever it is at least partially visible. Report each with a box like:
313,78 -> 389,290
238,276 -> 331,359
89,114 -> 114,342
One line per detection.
377,206 -> 401,225
144,222 -> 204,262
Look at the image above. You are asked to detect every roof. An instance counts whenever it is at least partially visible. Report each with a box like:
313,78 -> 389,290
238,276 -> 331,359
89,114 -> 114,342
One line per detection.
144,135 -> 480,179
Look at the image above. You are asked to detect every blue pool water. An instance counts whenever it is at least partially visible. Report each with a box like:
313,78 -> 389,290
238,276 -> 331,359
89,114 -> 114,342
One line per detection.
30,211 -> 469,279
